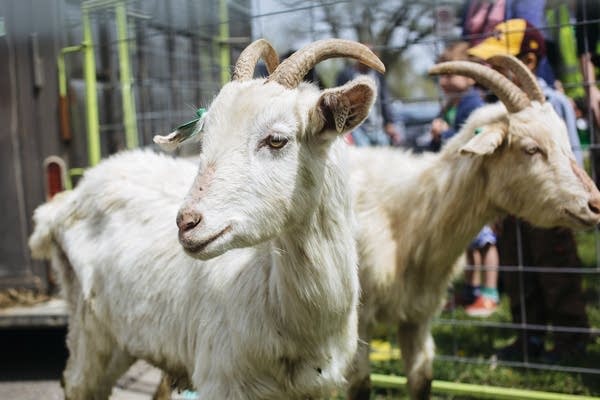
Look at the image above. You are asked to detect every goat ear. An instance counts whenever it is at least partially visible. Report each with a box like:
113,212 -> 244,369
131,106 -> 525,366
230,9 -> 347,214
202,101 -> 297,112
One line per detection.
460,126 -> 506,155
311,76 -> 376,137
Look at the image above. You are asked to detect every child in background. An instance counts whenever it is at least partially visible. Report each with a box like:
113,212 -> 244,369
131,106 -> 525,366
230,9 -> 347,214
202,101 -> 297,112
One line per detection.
430,41 -> 500,317
468,18 -> 589,358
464,226 -> 500,317
428,41 -> 485,150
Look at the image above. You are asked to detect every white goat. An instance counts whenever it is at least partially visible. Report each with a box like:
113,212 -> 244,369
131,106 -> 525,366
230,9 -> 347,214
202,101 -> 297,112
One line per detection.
28,39 -> 384,400
344,57 -> 600,400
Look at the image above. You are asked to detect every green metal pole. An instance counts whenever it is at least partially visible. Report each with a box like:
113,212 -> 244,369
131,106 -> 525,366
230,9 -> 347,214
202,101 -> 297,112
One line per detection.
57,45 -> 84,144
371,374 -> 600,400
115,0 -> 139,149
218,0 -> 230,85
57,53 -> 66,98
57,45 -> 83,97
81,8 -> 101,166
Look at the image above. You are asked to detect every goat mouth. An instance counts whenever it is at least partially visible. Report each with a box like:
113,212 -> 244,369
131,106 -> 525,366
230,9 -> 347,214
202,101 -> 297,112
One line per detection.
564,209 -> 597,228
183,225 -> 233,254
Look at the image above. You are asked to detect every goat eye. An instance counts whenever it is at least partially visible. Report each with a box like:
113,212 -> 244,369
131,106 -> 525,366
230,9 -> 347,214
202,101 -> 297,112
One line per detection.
267,135 -> 288,149
524,145 -> 540,155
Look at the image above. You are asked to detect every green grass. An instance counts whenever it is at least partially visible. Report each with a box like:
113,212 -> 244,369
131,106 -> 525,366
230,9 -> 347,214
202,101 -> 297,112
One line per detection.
576,229 -> 598,268
360,230 -> 600,399
367,307 -> 600,398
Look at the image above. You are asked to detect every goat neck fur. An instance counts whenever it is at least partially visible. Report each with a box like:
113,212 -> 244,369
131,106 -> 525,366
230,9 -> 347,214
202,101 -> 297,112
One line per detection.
29,63 -> 379,399
346,99 -> 600,399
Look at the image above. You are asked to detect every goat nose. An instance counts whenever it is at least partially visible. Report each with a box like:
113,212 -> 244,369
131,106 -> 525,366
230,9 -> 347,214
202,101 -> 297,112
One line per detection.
588,197 -> 600,215
176,209 -> 202,232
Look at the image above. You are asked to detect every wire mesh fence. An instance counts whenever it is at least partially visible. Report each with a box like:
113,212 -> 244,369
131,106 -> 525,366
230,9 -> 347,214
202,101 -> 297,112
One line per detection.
57,0 -> 600,398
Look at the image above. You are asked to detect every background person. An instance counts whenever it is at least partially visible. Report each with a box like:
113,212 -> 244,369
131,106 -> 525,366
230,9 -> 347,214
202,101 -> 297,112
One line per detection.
464,226 -> 500,317
575,0 -> 600,129
428,41 -> 486,151
468,18 -> 590,360
429,41 -> 500,317
460,0 -> 557,86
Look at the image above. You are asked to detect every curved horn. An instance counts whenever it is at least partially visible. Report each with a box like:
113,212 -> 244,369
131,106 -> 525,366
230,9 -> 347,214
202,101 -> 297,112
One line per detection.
267,39 -> 385,89
487,54 -> 545,103
428,61 -> 530,113
232,39 -> 280,81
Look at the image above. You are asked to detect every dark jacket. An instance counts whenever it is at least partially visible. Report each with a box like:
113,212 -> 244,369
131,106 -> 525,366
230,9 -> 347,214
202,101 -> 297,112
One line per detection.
430,87 -> 484,152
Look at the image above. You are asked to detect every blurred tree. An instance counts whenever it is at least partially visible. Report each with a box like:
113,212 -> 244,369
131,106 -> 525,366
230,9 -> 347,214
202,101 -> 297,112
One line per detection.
276,0 -> 464,98
279,0 -> 458,71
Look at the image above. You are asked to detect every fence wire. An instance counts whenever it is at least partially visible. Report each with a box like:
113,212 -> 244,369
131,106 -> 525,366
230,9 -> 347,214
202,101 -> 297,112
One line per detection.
60,0 -> 600,398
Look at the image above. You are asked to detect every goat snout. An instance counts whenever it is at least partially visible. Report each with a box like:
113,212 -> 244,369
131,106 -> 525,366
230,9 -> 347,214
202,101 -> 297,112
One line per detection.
589,196 -> 600,216
176,209 -> 203,233
571,159 -> 600,217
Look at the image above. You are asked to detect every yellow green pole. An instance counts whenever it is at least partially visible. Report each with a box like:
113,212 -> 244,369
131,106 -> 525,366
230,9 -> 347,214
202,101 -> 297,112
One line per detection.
81,7 -> 101,166
218,0 -> 230,85
57,45 -> 83,144
371,374 -> 600,400
57,45 -> 83,97
115,0 -> 139,149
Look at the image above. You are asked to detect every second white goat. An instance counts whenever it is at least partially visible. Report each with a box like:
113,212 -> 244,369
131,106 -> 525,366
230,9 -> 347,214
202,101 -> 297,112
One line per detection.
345,57 -> 600,400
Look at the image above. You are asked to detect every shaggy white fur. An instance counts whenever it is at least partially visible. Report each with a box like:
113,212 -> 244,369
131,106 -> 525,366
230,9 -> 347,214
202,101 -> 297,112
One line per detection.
345,100 -> 600,399
29,70 -> 378,399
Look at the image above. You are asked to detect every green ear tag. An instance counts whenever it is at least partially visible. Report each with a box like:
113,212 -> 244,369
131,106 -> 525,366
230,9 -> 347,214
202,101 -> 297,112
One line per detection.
474,127 -> 483,135
176,107 -> 207,138
153,108 -> 207,150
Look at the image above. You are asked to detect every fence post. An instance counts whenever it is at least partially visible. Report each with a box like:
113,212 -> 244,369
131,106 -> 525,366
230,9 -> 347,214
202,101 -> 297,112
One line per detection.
115,0 -> 139,149
218,0 -> 230,85
81,6 -> 101,166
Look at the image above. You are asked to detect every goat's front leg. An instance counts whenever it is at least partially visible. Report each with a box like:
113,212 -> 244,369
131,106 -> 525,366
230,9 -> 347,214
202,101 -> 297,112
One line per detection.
397,320 -> 434,400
